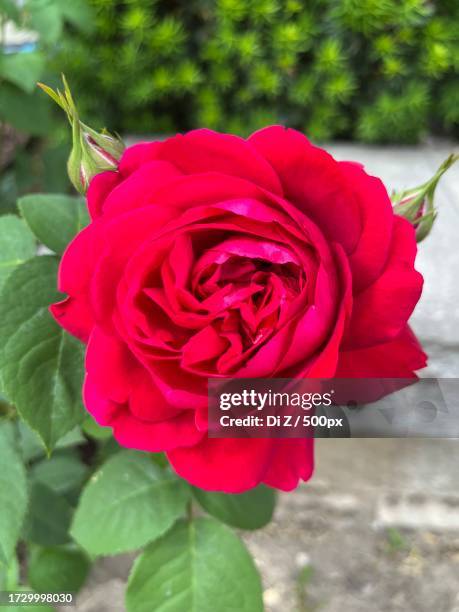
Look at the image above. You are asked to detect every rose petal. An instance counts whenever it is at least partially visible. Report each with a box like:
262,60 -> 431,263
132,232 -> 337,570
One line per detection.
51,222 -> 101,340
87,171 -> 120,219
83,375 -> 120,426
50,297 -> 93,342
249,126 -> 361,253
339,161 -> 394,293
112,409 -> 204,452
102,160 -> 183,217
159,129 -> 283,195
167,437 -> 275,493
336,326 -> 427,378
86,327 -> 137,402
289,244 -> 353,378
181,324 -> 229,367
343,216 -> 423,349
119,141 -> 163,176
262,439 -> 314,491
57,222 -> 100,296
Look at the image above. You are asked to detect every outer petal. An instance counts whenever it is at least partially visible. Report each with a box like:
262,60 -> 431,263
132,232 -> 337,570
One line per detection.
87,170 -> 120,219
85,327 -> 136,403
56,223 -> 99,296
50,222 -> 100,340
336,326 -> 427,379
50,297 -> 93,342
84,375 -> 203,452
343,216 -> 423,349
85,327 -> 183,421
261,439 -> 314,491
339,161 -> 394,293
83,375 -> 120,426
159,129 -> 283,196
249,126 -> 361,254
102,160 -> 183,217
167,437 -> 275,493
168,436 -> 314,493
111,410 -> 204,453
90,205 -> 179,326
119,141 -> 163,177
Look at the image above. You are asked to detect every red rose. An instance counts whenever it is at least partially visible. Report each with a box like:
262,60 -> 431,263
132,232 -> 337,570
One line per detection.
50,127 -> 426,492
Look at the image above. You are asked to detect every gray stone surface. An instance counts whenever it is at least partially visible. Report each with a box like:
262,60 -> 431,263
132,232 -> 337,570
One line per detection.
244,438 -> 459,612
72,143 -> 459,612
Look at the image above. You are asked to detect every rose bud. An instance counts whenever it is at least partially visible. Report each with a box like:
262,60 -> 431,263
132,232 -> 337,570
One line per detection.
38,76 -> 124,194
392,153 -> 458,242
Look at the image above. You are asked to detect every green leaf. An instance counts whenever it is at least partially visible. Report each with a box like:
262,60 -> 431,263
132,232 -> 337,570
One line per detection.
18,421 -> 46,462
28,545 -> 90,594
18,194 -> 89,255
0,257 -> 85,452
31,453 -> 88,495
0,554 -> 19,590
97,436 -> 122,464
81,416 -> 112,441
24,482 -> 73,546
126,518 -> 264,612
71,451 -> 190,556
19,422 -> 84,463
193,485 -> 276,530
0,53 -> 45,93
0,420 -> 28,564
0,215 -> 36,292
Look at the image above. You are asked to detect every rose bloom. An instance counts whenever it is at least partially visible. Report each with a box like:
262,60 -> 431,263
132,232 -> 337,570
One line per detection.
51,127 -> 425,492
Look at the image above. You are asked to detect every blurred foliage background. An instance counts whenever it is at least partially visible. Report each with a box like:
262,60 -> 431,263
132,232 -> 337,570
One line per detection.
59,0 -> 459,141
0,0 -> 458,210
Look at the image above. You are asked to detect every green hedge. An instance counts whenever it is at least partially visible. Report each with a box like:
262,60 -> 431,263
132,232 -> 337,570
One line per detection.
53,0 -> 459,142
